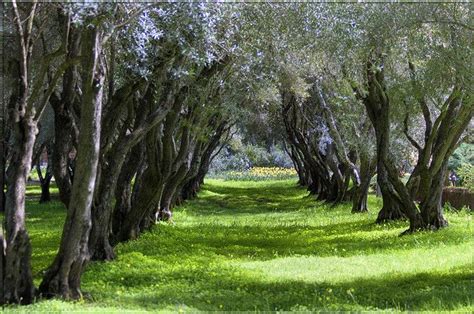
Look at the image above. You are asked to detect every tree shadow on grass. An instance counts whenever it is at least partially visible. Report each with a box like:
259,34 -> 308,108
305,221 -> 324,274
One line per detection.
168,181 -> 471,260
114,218 -> 471,273
190,180 -> 312,214
85,258 -> 473,311
21,180 -> 473,311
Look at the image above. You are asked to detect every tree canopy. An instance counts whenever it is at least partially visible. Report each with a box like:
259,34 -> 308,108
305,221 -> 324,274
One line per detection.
0,1 -> 472,305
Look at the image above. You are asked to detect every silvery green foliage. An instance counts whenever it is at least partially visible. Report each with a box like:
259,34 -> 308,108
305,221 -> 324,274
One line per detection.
210,148 -> 251,173
304,112 -> 333,156
269,145 -> 294,168
124,7 -> 166,77
116,3 -> 241,79
65,2 -> 115,28
209,143 -> 293,174
316,123 -> 332,155
66,2 -> 100,25
133,10 -> 164,61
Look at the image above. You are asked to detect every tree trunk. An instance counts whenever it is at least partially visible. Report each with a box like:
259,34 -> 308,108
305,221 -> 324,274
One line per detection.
375,194 -> 405,223
88,144 -> 131,261
374,152 -> 405,223
0,136 -> 5,213
39,179 -> 51,203
0,56 -> 6,214
352,155 -> 375,213
359,56 -> 422,230
158,161 -> 191,222
2,113 -> 37,305
118,167 -> 164,242
36,147 -> 53,204
48,24 -> 81,208
419,161 -> 449,229
112,142 -> 145,241
88,203 -> 115,261
50,94 -> 75,207
119,101 -> 183,241
181,121 -> 227,201
39,25 -> 105,300
0,234 -> 5,304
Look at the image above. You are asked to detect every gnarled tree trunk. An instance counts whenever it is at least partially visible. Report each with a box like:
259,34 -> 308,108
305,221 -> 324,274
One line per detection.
39,25 -> 105,299
50,92 -> 76,207
374,166 -> 405,222
352,153 -> 375,213
3,108 -> 37,305
48,23 -> 81,208
112,142 -> 145,241
36,145 -> 53,204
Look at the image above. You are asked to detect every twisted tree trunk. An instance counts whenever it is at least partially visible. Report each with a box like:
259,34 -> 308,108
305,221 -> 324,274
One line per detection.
352,153 -> 375,213
0,131 -> 5,213
374,165 -> 405,223
50,93 -> 76,207
3,100 -> 37,305
112,142 -> 145,240
39,25 -> 105,299
88,144 -> 131,261
36,145 -> 53,203
49,23 -> 81,208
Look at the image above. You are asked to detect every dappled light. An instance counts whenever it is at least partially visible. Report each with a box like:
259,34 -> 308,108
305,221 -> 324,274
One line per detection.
6,180 -> 470,311
1,2 -> 472,311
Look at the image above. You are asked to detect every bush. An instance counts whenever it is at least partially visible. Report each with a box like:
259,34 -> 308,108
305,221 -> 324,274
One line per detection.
244,144 -> 271,167
457,163 -> 474,191
210,150 -> 251,173
448,143 -> 473,171
209,143 -> 293,174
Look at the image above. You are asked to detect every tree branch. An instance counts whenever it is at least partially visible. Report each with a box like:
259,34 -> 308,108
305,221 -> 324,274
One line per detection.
34,57 -> 81,121
402,108 -> 422,152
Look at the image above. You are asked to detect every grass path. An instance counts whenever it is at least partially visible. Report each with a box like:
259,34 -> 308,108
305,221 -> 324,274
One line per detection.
5,179 -> 474,312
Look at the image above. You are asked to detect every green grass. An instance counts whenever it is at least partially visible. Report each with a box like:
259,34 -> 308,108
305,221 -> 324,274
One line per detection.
3,179 -> 473,312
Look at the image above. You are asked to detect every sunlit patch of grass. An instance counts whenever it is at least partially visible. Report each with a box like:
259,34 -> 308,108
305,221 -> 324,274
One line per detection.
3,179 -> 473,312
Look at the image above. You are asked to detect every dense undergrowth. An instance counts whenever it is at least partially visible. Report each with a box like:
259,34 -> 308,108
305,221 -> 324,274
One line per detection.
2,179 -> 473,312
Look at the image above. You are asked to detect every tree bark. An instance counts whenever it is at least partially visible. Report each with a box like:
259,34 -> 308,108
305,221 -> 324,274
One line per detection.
419,161 -> 449,229
2,4 -> 39,301
352,154 -> 375,213
181,121 -> 229,201
121,161 -> 165,242
359,55 -> 422,230
36,146 -> 53,204
374,166 -> 405,222
112,142 -> 145,241
39,25 -> 105,299
88,144 -> 130,261
0,133 -> 5,213
0,234 -> 5,304
3,108 -> 37,305
48,23 -> 81,208
118,102 -> 181,241
89,77 -> 179,260
282,91 -> 337,201
50,92 -> 76,207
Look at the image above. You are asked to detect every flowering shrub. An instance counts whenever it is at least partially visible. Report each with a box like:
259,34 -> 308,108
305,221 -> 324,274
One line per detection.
210,167 -> 297,181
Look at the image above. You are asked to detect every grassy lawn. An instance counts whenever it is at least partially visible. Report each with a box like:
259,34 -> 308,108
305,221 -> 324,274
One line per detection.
3,179 -> 473,312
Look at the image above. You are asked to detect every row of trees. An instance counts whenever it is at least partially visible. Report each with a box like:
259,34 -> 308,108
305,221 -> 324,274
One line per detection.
0,1 -> 472,306
0,2 -> 251,304
235,3 -> 472,230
